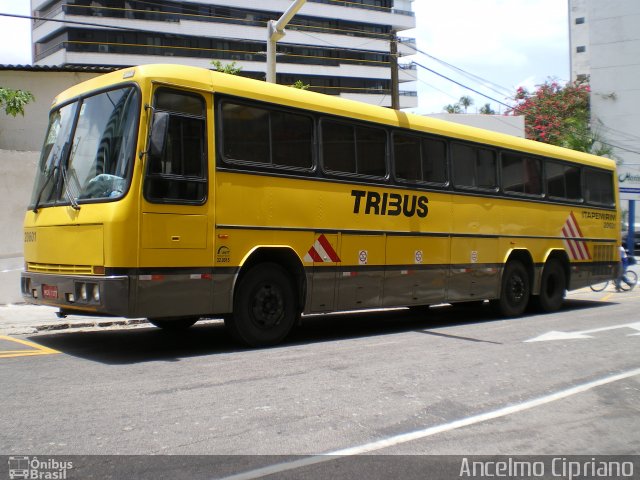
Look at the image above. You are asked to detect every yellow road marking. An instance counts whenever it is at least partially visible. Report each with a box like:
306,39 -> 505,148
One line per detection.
600,293 -> 614,302
0,335 -> 60,358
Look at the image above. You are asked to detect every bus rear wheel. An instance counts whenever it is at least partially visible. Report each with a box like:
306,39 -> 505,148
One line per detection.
493,260 -> 530,317
225,263 -> 298,347
532,259 -> 566,312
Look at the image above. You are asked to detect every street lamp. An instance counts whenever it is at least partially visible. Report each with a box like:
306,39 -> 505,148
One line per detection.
266,0 -> 307,83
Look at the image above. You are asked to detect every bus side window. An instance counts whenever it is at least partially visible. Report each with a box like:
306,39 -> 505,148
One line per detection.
546,160 -> 582,202
221,102 -> 313,170
584,168 -> 614,206
393,133 -> 447,185
144,89 -> 207,204
322,119 -> 386,178
502,153 -> 542,195
452,143 -> 497,190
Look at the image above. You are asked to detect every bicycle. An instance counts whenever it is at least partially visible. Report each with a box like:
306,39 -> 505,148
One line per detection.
590,267 -> 638,292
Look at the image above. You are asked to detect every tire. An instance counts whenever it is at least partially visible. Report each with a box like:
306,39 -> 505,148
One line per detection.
620,270 -> 638,291
225,263 -> 298,347
533,259 -> 566,312
148,316 -> 199,330
493,260 -> 530,317
590,281 -> 609,292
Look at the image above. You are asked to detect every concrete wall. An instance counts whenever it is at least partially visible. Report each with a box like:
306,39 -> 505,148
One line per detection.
587,0 -> 640,200
0,150 -> 38,257
427,113 -> 525,138
0,150 -> 39,304
0,70 -> 100,151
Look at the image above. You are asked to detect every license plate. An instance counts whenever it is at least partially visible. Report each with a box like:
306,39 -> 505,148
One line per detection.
42,285 -> 58,299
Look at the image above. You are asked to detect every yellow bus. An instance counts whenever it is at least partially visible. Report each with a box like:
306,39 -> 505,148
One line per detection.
22,64 -> 620,346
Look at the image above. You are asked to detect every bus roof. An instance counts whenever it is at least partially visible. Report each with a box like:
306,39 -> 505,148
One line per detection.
53,63 -> 615,171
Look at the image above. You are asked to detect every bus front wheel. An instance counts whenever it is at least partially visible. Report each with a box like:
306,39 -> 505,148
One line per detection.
225,263 -> 298,347
493,260 -> 530,317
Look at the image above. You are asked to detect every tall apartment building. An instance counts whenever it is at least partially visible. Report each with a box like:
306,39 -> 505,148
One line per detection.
569,0 -> 640,203
30,0 -> 417,108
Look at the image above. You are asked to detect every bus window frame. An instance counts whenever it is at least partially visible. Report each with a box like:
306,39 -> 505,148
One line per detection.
319,116 -> 390,182
544,158 -> 584,205
583,166 -> 616,208
216,96 -> 318,175
391,130 -> 449,189
499,150 -> 545,200
143,86 -> 209,206
450,140 -> 499,194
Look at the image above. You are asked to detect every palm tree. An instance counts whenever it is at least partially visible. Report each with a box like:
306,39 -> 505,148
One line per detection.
444,103 -> 462,114
459,96 -> 474,113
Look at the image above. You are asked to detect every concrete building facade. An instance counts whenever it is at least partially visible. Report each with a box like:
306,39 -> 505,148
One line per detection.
30,0 -> 417,108
569,0 -> 640,204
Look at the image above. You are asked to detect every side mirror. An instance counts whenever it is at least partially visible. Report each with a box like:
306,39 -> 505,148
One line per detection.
149,111 -> 169,157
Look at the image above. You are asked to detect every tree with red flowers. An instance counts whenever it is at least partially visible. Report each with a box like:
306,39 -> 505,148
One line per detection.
507,79 -> 611,156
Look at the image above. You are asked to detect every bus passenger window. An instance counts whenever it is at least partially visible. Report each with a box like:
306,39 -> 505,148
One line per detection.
271,110 -> 313,169
322,120 -> 386,177
221,102 -> 313,169
584,168 -> 614,206
144,89 -> 207,204
322,120 -> 356,174
546,161 -> 582,201
222,103 -> 269,164
394,133 -> 421,181
356,125 -> 386,177
452,144 -> 475,187
452,143 -> 496,190
394,134 -> 446,185
502,154 -> 542,195
422,138 -> 447,184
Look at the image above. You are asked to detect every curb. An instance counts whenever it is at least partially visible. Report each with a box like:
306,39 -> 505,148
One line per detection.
0,318 -> 150,336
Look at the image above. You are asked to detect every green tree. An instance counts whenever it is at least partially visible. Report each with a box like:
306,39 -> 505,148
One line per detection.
479,103 -> 496,115
459,95 -> 474,113
290,80 -> 310,90
443,103 -> 462,114
0,87 -> 34,117
210,60 -> 242,75
506,79 -> 611,156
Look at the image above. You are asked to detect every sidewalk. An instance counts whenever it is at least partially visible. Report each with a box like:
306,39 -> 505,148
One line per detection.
0,304 -> 149,336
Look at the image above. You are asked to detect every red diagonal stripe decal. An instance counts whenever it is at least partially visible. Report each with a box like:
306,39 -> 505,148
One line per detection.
317,234 -> 340,262
308,247 -> 323,262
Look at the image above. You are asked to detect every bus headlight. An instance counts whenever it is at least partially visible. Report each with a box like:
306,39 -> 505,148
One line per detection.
80,283 -> 88,301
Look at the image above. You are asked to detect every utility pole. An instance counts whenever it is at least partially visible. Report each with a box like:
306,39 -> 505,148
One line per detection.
266,0 -> 307,83
390,31 -> 400,110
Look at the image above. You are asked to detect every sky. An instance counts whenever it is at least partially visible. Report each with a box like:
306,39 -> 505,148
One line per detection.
0,0 -> 569,114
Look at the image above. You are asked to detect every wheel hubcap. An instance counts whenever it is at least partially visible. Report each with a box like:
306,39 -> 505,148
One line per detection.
509,275 -> 525,303
251,283 -> 284,328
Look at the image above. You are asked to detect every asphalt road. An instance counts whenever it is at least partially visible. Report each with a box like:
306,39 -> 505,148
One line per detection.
1,287 -> 639,478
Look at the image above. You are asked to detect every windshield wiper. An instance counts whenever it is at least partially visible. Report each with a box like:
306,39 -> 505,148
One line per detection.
32,163 -> 59,213
61,164 -> 80,211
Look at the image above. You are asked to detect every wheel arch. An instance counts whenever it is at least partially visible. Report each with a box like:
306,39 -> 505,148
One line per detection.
503,248 -> 535,285
234,246 -> 306,312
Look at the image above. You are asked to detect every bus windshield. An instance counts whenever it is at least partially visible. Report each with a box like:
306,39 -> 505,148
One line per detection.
30,86 -> 139,210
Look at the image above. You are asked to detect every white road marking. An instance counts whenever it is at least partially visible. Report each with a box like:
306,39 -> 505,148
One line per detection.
525,321 -> 640,342
215,367 -> 640,480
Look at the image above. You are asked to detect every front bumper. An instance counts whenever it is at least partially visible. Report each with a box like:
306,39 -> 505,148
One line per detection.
21,272 -> 131,317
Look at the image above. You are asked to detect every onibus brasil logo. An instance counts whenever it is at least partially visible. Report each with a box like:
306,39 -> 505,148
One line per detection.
8,456 -> 73,479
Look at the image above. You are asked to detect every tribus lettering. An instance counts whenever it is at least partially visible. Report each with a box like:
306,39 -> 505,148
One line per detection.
351,189 -> 428,218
